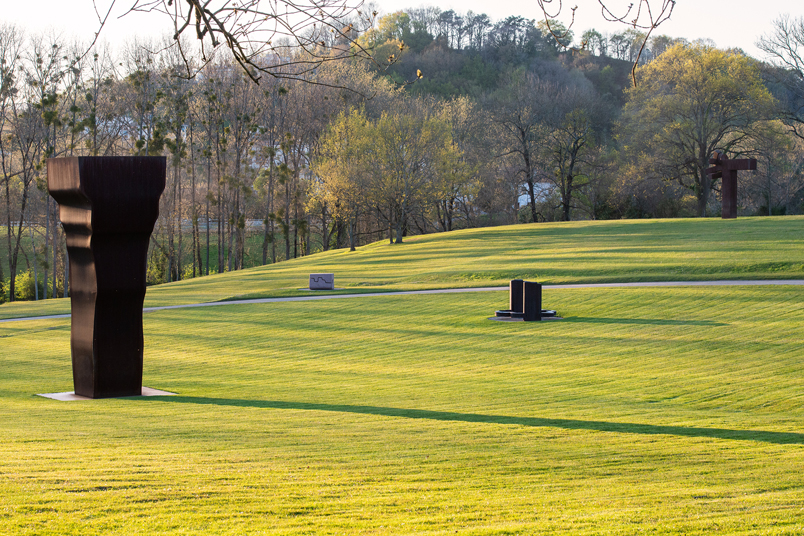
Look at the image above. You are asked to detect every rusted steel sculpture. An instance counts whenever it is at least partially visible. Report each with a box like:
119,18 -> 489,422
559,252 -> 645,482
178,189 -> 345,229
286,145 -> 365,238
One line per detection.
48,157 -> 166,399
707,151 -> 757,219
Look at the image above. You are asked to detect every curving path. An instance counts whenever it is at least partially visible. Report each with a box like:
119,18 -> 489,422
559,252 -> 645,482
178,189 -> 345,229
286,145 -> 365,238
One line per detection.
2,279 -> 803,324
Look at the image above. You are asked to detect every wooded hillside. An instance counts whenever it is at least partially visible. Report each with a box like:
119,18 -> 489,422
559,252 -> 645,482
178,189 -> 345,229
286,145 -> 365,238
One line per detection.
1,8 -> 802,301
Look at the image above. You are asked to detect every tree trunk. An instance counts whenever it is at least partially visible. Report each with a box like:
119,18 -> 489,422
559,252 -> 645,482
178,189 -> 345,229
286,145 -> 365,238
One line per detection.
205,148 -> 211,276
389,205 -> 394,245
167,161 -> 176,282
321,203 -> 330,252
305,214 -> 311,256
189,124 -> 198,278
30,224 -> 38,301
177,156 -> 183,279
562,174 -> 574,221
262,160 -> 274,264
217,155 -> 224,273
63,245 -> 69,298
43,198 -> 49,299
52,209 -> 58,298
284,179 -> 291,261
8,182 -> 32,302
395,203 -> 405,244
293,196 -> 299,259
697,171 -> 711,217
227,210 -> 234,272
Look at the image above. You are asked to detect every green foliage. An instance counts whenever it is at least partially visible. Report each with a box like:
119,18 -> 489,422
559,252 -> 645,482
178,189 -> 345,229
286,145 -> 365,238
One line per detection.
147,246 -> 168,286
537,18 -> 574,49
314,105 -> 463,243
9,270 -> 44,301
619,43 -> 776,216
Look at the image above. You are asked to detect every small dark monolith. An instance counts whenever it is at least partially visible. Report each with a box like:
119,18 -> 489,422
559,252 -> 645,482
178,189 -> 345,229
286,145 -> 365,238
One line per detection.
522,281 -> 542,322
494,280 -> 557,321
48,157 -> 166,399
509,279 -> 524,314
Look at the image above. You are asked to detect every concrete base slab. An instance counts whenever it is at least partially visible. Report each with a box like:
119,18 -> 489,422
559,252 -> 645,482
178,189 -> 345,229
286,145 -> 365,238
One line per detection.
37,387 -> 177,401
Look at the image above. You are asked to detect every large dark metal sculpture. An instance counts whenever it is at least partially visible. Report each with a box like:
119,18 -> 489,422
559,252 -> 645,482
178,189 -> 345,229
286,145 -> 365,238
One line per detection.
48,157 -> 166,398
706,151 -> 757,219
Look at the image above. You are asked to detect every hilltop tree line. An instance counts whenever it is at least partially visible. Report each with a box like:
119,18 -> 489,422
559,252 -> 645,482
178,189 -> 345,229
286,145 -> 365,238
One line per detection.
1,8 -> 803,302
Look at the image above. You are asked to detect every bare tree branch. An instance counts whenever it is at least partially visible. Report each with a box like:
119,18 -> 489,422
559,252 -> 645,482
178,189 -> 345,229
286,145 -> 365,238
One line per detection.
535,0 -> 675,85
109,0 -> 395,86
757,14 -> 804,140
74,0 -> 119,65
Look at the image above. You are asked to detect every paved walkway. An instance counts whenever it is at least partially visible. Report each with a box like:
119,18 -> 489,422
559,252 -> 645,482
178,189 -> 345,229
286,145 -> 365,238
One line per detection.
2,279 -> 803,324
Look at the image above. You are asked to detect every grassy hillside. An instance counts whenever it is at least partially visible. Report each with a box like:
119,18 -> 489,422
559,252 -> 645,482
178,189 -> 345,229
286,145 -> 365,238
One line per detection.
1,284 -> 803,534
1,216 -> 802,320
1,217 -> 803,533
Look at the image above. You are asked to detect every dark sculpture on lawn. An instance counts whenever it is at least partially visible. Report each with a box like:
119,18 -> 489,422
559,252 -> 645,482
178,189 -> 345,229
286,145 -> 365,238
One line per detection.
48,157 -> 166,399
494,279 -> 557,321
707,151 -> 757,219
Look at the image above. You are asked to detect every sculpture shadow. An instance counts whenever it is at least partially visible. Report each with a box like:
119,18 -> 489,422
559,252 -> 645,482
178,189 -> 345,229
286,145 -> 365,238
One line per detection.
142,397 -> 803,445
563,317 -> 728,327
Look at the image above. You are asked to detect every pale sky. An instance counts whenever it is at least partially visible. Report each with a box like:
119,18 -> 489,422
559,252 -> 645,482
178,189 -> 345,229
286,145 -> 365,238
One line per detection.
3,0 -> 800,60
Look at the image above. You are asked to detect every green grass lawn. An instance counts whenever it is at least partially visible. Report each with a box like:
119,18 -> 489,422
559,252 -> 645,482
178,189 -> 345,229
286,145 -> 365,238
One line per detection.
1,216 -> 803,320
1,286 -> 803,534
0,217 -> 802,534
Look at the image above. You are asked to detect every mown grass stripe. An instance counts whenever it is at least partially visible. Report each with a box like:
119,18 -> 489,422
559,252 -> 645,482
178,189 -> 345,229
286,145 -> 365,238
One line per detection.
1,219 -> 803,534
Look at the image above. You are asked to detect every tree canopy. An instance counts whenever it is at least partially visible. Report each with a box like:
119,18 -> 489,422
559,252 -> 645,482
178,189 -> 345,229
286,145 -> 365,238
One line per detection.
620,44 -> 776,216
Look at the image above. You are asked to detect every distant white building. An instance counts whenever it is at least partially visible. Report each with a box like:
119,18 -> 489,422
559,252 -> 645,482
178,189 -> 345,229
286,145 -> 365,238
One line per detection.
517,182 -> 552,208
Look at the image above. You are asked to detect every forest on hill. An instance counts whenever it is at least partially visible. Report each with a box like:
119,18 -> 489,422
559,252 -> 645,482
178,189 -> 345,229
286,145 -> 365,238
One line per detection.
1,6 -> 803,301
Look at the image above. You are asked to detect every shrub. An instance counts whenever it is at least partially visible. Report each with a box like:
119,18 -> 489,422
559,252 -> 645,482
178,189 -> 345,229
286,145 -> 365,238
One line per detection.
12,270 -> 45,301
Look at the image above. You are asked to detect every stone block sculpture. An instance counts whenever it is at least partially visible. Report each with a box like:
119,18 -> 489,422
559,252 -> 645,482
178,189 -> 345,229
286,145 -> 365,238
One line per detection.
309,273 -> 335,290
48,157 -> 166,399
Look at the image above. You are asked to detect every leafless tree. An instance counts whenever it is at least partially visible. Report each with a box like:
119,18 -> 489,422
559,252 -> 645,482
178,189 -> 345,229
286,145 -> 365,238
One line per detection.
0,24 -> 23,300
536,0 -> 675,84
540,86 -> 602,221
758,14 -> 804,140
97,0 -> 388,85
491,72 -> 555,223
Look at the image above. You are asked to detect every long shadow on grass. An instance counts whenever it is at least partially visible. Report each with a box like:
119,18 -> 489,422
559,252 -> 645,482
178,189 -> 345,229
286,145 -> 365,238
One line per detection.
563,317 -> 728,327
146,397 -> 803,445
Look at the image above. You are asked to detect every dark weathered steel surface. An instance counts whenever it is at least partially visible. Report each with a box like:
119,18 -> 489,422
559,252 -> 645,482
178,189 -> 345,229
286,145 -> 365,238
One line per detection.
706,152 -> 757,219
721,170 -> 738,219
523,281 -> 542,322
708,153 -> 758,171
48,157 -> 166,399
509,279 -> 523,313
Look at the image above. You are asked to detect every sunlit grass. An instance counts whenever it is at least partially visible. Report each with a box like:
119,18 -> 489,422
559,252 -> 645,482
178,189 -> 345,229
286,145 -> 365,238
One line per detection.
1,286 -> 803,534
1,216 -> 803,320
1,216 -> 802,533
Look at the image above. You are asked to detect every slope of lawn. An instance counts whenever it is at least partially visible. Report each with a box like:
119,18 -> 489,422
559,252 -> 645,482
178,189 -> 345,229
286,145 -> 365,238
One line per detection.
1,284 -> 803,534
1,216 -> 803,320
